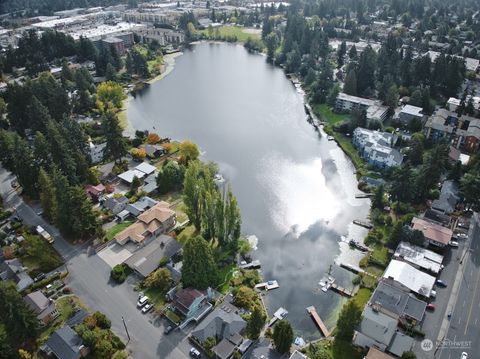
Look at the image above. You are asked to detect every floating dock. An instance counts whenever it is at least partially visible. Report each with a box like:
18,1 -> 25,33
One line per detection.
268,307 -> 288,327
239,260 -> 261,270
353,219 -> 373,229
348,239 -> 370,252
355,193 -> 373,198
255,280 -> 279,291
330,283 -> 354,297
306,306 -> 330,337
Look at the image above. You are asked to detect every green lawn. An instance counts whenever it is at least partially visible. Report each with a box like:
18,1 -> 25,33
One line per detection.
105,221 -> 133,241
370,244 -> 390,266
351,288 -> 373,309
20,234 -> 63,275
145,287 -> 167,311
200,26 -> 261,42
313,103 -> 349,125
176,224 -> 197,244
334,133 -> 368,177
217,264 -> 237,294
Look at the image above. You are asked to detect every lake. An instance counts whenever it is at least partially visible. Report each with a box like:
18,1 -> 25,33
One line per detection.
127,42 -> 370,339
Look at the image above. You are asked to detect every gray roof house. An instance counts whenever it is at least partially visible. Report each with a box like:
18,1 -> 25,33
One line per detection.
103,195 -> 129,215
191,297 -> 247,358
0,258 -> 33,291
125,196 -> 158,217
43,325 -> 89,359
370,279 -> 427,322
24,290 -> 59,325
353,307 -> 415,357
431,180 -> 459,214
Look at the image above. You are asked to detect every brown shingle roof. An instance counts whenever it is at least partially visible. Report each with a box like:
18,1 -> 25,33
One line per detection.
412,217 -> 452,246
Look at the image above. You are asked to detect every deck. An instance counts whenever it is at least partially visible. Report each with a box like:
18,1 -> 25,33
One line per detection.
353,219 -> 373,229
306,306 -> 330,337
255,280 -> 279,291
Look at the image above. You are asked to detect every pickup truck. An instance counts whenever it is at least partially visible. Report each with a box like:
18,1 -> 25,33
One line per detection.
36,225 -> 54,244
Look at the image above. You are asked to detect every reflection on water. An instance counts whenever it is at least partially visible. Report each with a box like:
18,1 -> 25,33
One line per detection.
127,42 -> 370,338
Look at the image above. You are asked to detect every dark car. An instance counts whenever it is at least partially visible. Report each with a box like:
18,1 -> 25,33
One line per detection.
34,273 -> 46,282
164,325 -> 173,335
426,303 -> 435,311
436,280 -> 447,288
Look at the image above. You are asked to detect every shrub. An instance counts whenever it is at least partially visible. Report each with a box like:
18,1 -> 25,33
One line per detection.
110,264 -> 131,284
93,311 -> 111,329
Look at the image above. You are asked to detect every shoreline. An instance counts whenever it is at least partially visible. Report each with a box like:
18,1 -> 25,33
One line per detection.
118,51 -> 183,137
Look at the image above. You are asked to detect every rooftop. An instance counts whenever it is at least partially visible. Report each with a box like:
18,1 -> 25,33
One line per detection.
337,92 -> 376,107
365,347 -> 395,359
400,104 -> 423,117
45,326 -> 85,359
394,241 -> 444,274
383,260 -> 436,297
411,217 -> 453,246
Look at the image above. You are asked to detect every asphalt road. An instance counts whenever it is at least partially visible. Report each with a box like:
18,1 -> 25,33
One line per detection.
436,217 -> 480,359
0,167 -> 192,359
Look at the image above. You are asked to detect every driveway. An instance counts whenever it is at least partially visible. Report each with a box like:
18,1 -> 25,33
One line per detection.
0,166 -> 192,359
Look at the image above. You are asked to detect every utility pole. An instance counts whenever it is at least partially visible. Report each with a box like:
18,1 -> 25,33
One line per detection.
122,316 -> 131,344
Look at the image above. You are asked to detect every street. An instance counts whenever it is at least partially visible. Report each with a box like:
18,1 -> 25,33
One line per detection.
0,166 -> 192,359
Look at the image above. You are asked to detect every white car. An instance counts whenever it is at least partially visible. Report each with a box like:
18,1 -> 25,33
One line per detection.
430,290 -> 437,298
449,241 -> 459,248
142,303 -> 153,313
189,348 -> 201,358
137,296 -> 149,308
461,352 -> 468,359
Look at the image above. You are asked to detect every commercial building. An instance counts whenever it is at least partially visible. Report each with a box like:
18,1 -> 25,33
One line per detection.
353,128 -> 403,168
335,93 -> 389,123
398,105 -> 424,124
136,27 -> 185,46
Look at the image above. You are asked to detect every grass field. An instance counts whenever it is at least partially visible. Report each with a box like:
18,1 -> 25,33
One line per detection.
105,221 -> 133,241
200,26 -> 261,42
313,103 -> 349,125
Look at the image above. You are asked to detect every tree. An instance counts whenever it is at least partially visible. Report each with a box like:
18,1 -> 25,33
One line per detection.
389,221 -> 405,246
96,81 -> 125,109
460,173 -> 480,211
130,175 -> 141,194
147,133 -> 161,144
356,46 -> 376,96
179,140 -> 200,164
110,264 -> 130,283
272,320 -> 293,354
157,161 -> 185,194
182,236 -> 218,290
38,168 -> 57,222
401,351 -> 416,359
247,306 -> 266,339
265,32 -> 279,61
390,165 -> 414,202
343,69 -> 357,96
105,63 -> 117,82
183,161 -> 203,230
385,84 -> 399,113
102,110 -> 128,163
144,268 -> 172,291
204,337 -> 216,357
335,300 -> 362,341
371,185 -> 385,210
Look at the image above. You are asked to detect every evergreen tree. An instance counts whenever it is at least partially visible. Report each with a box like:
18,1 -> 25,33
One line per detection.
102,110 -> 128,163
371,185 -> 385,210
390,164 -> 414,202
182,236 -> 218,290
183,161 -> 203,231
38,168 -> 57,222
272,320 -> 293,354
335,301 -> 362,341
356,46 -> 376,95
265,32 -> 279,61
13,135 -> 39,197
247,306 -> 266,339
343,69 -> 358,96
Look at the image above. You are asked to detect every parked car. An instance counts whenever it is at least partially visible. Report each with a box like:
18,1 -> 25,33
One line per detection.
137,296 -> 149,308
455,233 -> 468,240
436,280 -> 448,288
164,325 -> 173,335
449,241 -> 459,248
142,303 -> 153,313
426,303 -> 435,311
430,290 -> 437,298
34,273 -> 46,282
189,348 -> 201,358
461,352 -> 468,359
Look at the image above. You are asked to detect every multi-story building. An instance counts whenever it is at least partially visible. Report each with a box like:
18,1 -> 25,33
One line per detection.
335,92 -> 389,123
423,108 -> 480,153
136,27 -> 185,46
353,128 -> 403,168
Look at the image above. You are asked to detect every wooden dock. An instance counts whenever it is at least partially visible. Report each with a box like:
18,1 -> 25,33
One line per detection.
355,193 -> 373,199
353,219 -> 373,229
306,306 -> 330,337
330,283 -> 355,297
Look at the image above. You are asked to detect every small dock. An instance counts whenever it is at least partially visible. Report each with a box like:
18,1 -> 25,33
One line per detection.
355,193 -> 373,199
239,260 -> 261,270
306,306 -> 330,337
268,307 -> 288,327
353,219 -> 373,229
348,239 -> 370,252
330,283 -> 355,297
255,280 -> 279,291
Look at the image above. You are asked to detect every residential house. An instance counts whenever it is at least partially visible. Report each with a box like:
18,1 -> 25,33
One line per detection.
142,174 -> 159,195
0,258 -> 34,291
89,141 -> 106,164
43,325 -> 89,359
447,96 -> 480,113
394,241 -> 444,275
85,184 -> 105,203
398,105 -> 424,125
423,109 -> 480,153
369,279 -> 427,322
141,144 -> 166,159
411,217 -> 453,248
102,195 -> 129,215
171,287 -> 212,325
24,290 -> 60,325
382,260 -> 436,298
353,128 -> 403,168
191,297 -> 247,359
115,201 -> 176,245
124,235 -> 181,277
118,169 -> 146,185
423,209 -> 452,227
135,162 -> 157,176
448,146 -> 470,165
431,180 -> 459,214
353,306 -> 414,357
335,93 -> 389,123
124,196 -> 158,218
290,351 -> 309,359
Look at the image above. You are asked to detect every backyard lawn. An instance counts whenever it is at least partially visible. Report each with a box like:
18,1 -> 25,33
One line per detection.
313,103 -> 349,126
105,221 -> 133,241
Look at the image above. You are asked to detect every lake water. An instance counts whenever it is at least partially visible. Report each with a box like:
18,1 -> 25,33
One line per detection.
127,42 -> 370,339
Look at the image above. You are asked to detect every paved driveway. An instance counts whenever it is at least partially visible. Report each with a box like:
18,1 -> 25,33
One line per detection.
97,241 -> 137,268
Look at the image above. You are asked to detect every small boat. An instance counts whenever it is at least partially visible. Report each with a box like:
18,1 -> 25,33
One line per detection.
327,135 -> 335,141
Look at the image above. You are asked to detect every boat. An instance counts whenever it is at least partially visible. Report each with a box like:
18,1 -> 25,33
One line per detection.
327,135 -> 335,141
319,277 -> 335,292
